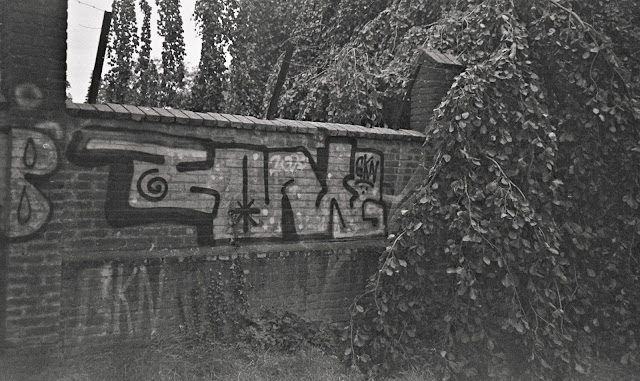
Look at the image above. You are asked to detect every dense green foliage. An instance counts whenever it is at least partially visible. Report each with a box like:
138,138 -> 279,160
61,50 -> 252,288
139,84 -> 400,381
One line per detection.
103,0 -> 187,107
156,0 -> 186,107
190,0 -> 237,112
347,0 -> 640,378
226,0 -> 413,124
136,0 -> 161,105
103,0 -> 138,104
225,0 -> 308,115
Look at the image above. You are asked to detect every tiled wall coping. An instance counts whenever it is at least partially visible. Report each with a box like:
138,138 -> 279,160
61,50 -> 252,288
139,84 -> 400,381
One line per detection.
66,101 -> 426,142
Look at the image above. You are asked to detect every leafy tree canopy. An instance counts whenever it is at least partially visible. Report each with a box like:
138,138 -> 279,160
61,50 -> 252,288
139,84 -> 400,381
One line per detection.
344,0 -> 640,378
103,0 -> 139,104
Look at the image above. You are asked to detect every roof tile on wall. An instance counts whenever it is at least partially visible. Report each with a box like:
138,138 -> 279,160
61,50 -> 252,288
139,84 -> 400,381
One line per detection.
106,103 -> 131,120
181,109 -> 205,126
152,107 -> 176,123
197,112 -> 218,127
232,115 -> 256,129
206,113 -> 232,128
166,108 -> 190,124
94,103 -> 115,117
137,106 -> 161,122
122,104 -> 146,122
218,113 -> 243,128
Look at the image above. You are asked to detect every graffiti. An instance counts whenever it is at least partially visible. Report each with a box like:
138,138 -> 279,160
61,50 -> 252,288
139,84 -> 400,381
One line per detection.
137,169 -> 169,202
65,251 -> 369,341
4,128 -> 58,240
14,83 -> 44,109
355,153 -> 380,186
269,153 -> 308,176
231,156 -> 262,233
68,126 -> 386,245
68,261 -> 166,338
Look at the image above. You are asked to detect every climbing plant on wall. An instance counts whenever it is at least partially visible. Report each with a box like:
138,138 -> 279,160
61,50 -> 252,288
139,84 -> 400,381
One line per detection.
347,0 -> 640,379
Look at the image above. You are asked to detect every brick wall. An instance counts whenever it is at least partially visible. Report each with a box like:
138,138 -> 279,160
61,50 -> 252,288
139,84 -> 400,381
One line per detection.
0,0 -> 67,111
2,102 -> 426,348
410,49 -> 464,133
0,1 -> 467,351
0,0 -> 68,350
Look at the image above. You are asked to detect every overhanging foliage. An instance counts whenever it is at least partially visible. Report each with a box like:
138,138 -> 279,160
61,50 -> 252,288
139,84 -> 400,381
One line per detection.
348,0 -> 640,378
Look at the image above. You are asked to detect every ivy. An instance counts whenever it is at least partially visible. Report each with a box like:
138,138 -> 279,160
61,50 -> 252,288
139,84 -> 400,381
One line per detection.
350,0 -> 640,378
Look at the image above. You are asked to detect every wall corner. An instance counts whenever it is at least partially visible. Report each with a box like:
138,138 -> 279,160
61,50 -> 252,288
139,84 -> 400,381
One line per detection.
409,49 -> 464,134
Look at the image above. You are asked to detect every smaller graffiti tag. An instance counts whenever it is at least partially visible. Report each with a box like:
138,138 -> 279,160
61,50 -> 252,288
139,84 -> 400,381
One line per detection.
355,153 -> 380,186
136,169 -> 169,202
230,156 -> 261,233
269,153 -> 307,176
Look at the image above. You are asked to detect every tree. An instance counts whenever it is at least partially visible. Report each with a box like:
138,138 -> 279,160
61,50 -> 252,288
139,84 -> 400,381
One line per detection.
156,0 -> 186,107
346,0 -> 640,378
226,0 -> 441,125
226,0 -> 299,116
103,0 -> 139,104
135,0 -> 161,106
190,0 -> 237,112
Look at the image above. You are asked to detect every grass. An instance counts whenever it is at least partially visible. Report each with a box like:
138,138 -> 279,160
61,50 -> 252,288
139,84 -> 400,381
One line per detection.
0,338 -> 372,381
0,337 -> 637,380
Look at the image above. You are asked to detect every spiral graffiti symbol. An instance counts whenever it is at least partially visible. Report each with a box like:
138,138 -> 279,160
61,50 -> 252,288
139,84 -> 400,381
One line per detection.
136,169 -> 169,202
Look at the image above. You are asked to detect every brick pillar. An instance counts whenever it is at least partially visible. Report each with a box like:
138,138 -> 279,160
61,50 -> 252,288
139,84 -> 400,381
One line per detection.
0,0 -> 67,349
1,1 -> 68,111
0,131 -> 8,347
410,49 -> 464,133
0,0 -> 10,348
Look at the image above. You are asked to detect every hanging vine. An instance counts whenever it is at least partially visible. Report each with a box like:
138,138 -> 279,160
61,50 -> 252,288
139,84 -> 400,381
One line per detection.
349,0 -> 640,378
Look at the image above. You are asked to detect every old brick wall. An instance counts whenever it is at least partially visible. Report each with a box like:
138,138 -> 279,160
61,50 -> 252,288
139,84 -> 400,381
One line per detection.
0,0 -> 467,352
0,0 -> 68,350
2,102 -> 425,348
410,49 -> 464,132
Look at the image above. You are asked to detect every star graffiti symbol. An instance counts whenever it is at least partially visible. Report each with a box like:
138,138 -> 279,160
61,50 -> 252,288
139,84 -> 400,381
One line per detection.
231,156 -> 261,233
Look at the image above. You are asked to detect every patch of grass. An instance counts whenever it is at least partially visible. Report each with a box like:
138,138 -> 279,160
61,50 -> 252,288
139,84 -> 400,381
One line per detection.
2,336 -> 638,380
0,337 -> 365,381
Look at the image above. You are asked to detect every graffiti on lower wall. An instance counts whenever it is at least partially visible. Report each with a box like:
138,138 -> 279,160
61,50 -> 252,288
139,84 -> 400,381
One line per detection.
65,255 -> 358,340
4,128 -> 58,240
67,127 -> 387,245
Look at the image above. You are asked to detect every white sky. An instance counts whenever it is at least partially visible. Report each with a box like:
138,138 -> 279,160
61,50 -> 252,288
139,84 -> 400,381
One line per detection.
67,0 -> 201,102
